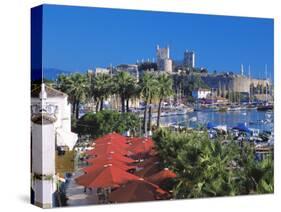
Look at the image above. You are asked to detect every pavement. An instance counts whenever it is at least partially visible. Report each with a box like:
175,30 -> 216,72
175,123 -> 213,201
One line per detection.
65,170 -> 99,206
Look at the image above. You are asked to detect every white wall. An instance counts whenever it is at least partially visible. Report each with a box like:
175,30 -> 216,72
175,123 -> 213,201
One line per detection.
31,96 -> 72,132
192,90 -> 211,99
31,123 -> 56,174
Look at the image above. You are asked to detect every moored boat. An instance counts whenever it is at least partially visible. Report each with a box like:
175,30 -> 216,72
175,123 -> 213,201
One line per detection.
257,104 -> 273,111
228,105 -> 241,111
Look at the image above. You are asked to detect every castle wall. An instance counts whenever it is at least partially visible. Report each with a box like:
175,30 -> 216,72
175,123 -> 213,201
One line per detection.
201,75 -> 266,93
232,76 -> 251,93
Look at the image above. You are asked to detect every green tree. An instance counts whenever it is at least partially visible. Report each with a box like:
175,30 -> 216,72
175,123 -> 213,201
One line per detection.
152,128 -> 274,198
76,110 -> 140,138
114,71 -> 137,113
91,73 -> 112,112
57,73 -> 89,119
156,74 -> 174,128
139,72 -> 158,136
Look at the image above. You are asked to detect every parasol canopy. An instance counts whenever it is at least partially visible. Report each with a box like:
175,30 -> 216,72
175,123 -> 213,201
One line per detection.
86,153 -> 136,164
93,132 -> 128,145
138,156 -> 160,167
76,164 -> 139,188
85,145 -> 129,156
128,138 -> 154,155
233,123 -> 252,133
83,160 -> 136,173
108,178 -> 169,203
146,168 -> 176,185
135,160 -> 161,178
127,137 -> 144,145
207,122 -> 217,129
92,141 -> 128,148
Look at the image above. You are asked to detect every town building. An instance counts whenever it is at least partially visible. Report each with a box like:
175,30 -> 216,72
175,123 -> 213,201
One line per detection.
183,50 -> 195,68
31,84 -> 78,208
116,64 -> 139,81
31,84 -> 78,150
192,88 -> 211,99
95,67 -> 110,75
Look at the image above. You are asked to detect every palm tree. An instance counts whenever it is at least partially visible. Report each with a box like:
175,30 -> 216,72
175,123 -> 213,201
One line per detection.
147,80 -> 159,132
114,71 -> 136,113
156,74 -> 173,128
57,73 -> 89,119
153,128 -> 274,198
91,73 -> 112,112
139,72 -> 158,136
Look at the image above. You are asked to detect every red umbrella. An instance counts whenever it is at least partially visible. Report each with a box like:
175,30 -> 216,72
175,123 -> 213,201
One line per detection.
76,164 -> 140,188
108,179 -> 170,203
128,139 -> 154,155
93,141 -> 128,148
83,160 -> 136,173
146,168 -> 177,185
86,154 -> 136,164
86,145 -> 128,156
93,132 -> 127,145
135,161 -> 161,178
127,137 -> 144,145
138,156 -> 160,167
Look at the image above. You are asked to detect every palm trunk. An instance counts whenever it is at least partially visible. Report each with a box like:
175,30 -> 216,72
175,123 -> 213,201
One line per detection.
157,98 -> 162,128
121,95 -> 125,113
100,98 -> 104,111
72,102 -> 76,116
72,97 -> 76,116
143,100 -> 148,137
95,100 -> 99,112
148,98 -> 152,132
126,99 -> 129,112
75,100 -> 80,119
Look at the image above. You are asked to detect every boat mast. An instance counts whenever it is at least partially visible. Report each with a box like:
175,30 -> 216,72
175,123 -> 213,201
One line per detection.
248,64 -> 251,103
265,64 -> 268,103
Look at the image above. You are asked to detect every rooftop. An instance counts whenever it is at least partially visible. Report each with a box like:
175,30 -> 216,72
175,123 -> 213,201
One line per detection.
31,84 -> 67,98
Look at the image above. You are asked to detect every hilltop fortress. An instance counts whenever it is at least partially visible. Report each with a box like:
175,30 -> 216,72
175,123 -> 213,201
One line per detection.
89,45 -> 272,100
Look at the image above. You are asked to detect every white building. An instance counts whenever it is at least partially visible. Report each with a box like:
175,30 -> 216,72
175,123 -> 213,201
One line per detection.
156,45 -> 173,73
31,84 -> 78,208
183,50 -> 195,68
31,84 -> 78,150
116,64 -> 139,80
192,88 -> 211,99
95,67 -> 110,75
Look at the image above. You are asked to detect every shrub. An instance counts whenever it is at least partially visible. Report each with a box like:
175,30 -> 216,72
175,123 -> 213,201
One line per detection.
75,110 -> 140,138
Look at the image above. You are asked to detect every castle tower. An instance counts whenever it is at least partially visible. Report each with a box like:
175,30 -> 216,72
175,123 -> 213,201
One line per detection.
156,45 -> 172,73
183,50 -> 195,68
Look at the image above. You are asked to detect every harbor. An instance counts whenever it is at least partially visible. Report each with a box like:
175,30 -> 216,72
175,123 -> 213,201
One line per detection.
157,107 -> 273,132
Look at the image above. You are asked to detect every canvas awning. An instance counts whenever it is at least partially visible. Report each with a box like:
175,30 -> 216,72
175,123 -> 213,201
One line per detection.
56,128 -> 78,150
108,179 -> 169,203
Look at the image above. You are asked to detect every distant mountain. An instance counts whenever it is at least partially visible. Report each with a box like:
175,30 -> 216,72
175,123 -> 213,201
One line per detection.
43,68 -> 71,81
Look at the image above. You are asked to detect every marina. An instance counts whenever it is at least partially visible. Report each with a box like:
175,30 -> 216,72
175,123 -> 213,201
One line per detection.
157,107 -> 273,132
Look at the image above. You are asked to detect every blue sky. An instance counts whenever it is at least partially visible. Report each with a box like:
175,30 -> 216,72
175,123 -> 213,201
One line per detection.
42,4 -> 274,80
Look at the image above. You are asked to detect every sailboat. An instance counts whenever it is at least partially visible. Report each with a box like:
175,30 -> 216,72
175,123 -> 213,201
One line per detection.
257,64 -> 273,111
205,88 -> 219,112
245,64 -> 257,110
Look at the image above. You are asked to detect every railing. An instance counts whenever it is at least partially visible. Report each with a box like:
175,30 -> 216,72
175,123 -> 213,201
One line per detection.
31,103 -> 58,124
31,103 -> 58,115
